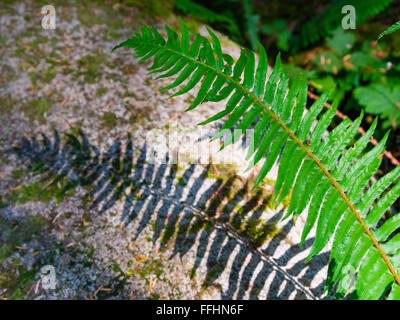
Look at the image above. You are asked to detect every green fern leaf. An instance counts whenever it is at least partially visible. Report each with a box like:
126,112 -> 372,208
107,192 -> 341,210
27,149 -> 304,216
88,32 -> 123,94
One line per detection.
114,21 -> 400,299
379,20 -> 400,39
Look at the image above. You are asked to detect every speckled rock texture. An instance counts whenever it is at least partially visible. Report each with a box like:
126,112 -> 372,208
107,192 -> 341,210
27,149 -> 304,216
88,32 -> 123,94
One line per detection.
0,0 -> 330,300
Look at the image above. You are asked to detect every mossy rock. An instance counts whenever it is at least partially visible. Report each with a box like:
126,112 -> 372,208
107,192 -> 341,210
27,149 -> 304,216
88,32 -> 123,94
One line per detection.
20,99 -> 52,124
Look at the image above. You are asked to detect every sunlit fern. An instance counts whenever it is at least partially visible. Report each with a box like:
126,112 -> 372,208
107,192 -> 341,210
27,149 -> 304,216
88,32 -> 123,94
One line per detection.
113,20 -> 400,299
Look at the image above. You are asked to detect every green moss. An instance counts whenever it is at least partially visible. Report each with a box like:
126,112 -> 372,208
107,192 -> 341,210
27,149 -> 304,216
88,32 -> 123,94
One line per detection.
29,37 -> 48,49
67,122 -> 84,137
230,216 -> 281,248
12,48 -> 38,69
25,214 -> 48,236
83,245 -> 95,260
0,213 -> 49,299
177,176 -> 186,185
161,225 -> 176,244
0,199 -> 8,209
189,218 -> 210,234
125,0 -> 175,19
83,211 -> 92,223
123,91 -> 138,99
20,99 -> 52,124
0,65 -> 16,88
5,178 -> 76,206
11,169 -> 28,180
43,67 -> 57,83
248,220 -> 279,248
0,243 -> 13,265
28,67 -> 56,88
28,71 -> 40,87
280,193 -> 291,209
128,115 -> 136,126
204,164 -> 258,216
121,62 -> 139,76
95,87 -> 108,97
4,267 -> 37,300
147,293 -> 162,299
133,258 -> 164,280
46,52 -> 65,66
184,97 -> 194,105
7,183 -> 45,204
189,268 -> 196,279
206,163 -> 239,182
99,112 -> 120,128
206,267 -> 218,281
76,53 -> 110,83
0,94 -> 15,114
76,2 -> 104,27
110,260 -> 123,274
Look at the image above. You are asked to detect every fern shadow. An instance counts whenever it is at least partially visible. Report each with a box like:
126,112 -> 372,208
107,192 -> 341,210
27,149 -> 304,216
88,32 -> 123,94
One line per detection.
6,129 -> 329,299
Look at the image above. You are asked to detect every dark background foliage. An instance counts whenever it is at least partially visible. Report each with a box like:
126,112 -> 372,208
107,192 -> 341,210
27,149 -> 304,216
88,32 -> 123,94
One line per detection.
170,0 -> 400,209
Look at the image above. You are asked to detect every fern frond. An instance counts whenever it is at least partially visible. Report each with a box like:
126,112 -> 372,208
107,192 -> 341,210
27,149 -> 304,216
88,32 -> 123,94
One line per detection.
113,21 -> 400,299
378,20 -> 400,39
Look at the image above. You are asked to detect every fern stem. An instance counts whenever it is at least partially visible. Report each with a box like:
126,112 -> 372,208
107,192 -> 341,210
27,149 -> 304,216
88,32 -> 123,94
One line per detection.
150,43 -> 400,286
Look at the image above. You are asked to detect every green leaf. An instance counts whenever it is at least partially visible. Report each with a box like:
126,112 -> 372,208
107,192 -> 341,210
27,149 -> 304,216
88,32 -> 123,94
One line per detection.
354,84 -> 400,128
243,50 -> 255,90
326,28 -> 355,57
253,130 -> 288,188
254,44 -> 268,98
388,283 -> 400,300
186,71 -> 217,111
273,141 -> 304,204
379,20 -> 400,39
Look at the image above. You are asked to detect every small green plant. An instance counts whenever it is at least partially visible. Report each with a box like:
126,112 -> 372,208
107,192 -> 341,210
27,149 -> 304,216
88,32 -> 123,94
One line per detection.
302,28 -> 400,129
113,20 -> 400,299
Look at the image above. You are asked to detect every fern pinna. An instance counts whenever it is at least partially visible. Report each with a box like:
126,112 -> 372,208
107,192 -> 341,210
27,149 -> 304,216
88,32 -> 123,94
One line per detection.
113,21 -> 400,300
379,20 -> 400,39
